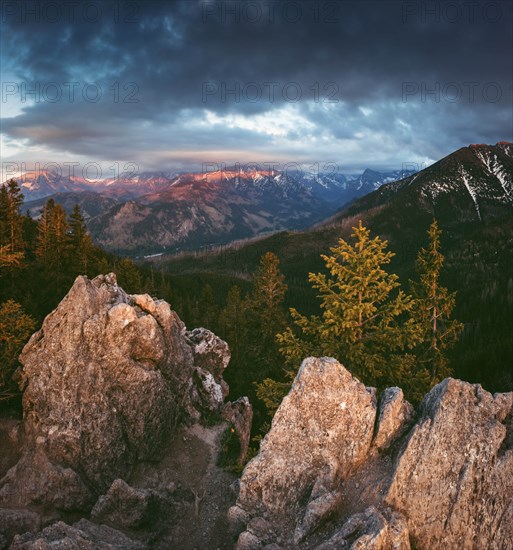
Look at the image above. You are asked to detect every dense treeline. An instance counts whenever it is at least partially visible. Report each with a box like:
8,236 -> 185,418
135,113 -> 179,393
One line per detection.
2,178 -> 511,442
165,215 -> 513,397
167,221 -> 464,438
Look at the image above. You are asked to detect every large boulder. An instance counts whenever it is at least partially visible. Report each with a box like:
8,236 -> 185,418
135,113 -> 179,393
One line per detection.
236,357 -> 377,516
0,274 -> 233,512
385,379 -> 513,549
231,358 -> 513,549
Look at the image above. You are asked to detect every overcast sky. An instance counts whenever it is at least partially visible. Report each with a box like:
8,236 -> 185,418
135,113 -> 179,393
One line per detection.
1,0 -> 512,180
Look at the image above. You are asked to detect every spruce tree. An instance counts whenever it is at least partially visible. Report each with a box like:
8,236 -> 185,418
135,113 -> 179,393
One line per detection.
246,252 -> 288,376
68,204 -> 93,275
200,283 -> 218,332
0,185 -> 9,247
36,199 -> 55,267
48,203 -> 68,273
410,220 -> 463,383
278,221 -> 420,386
221,285 -> 245,357
0,180 -> 25,256
116,258 -> 142,293
0,300 -> 36,401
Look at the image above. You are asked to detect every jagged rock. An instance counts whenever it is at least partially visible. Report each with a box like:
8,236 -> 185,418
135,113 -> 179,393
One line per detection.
232,358 -> 513,549
187,327 -> 231,380
315,506 -> 410,550
372,387 -> 414,451
236,516 -> 276,549
228,504 -> 251,536
0,447 -> 93,510
10,518 -> 146,549
294,489 -> 340,544
0,508 -> 41,548
385,378 -> 513,549
91,478 -> 161,529
236,530 -> 262,550
223,397 -> 253,466
234,357 -> 377,518
0,274 -> 232,512
188,327 -> 231,413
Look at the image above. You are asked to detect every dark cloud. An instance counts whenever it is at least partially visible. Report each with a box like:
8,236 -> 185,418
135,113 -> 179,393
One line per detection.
1,0 -> 511,173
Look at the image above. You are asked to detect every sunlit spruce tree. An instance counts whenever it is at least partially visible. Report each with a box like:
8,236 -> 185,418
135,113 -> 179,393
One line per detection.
410,220 -> 463,384
277,221 -> 421,384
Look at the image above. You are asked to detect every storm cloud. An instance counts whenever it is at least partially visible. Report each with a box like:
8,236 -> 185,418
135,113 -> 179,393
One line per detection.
1,0 -> 511,177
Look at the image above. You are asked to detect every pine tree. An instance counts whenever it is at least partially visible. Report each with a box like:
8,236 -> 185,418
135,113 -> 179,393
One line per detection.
36,199 -> 69,272
36,199 -> 55,267
0,181 -> 27,271
0,185 -> 9,247
37,202 -> 69,273
246,252 -> 288,374
277,221 -> 422,388
0,300 -> 36,401
7,180 -> 25,254
220,285 -> 245,366
68,204 -> 93,275
116,258 -> 142,293
200,284 -> 219,332
410,220 -> 463,383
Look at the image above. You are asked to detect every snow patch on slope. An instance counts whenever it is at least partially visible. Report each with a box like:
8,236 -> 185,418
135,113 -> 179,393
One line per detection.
460,168 -> 481,221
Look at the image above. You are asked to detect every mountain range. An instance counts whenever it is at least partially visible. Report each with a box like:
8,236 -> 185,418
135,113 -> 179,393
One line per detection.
12,166 -> 415,254
161,142 -> 513,393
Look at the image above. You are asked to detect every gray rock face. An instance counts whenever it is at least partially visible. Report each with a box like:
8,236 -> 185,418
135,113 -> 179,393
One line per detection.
231,357 -> 513,549
385,379 -> 513,550
237,358 -> 377,516
10,519 -> 146,549
0,274 -> 233,513
315,506 -> 410,550
223,397 -> 253,467
91,479 -> 161,529
0,508 -> 41,549
372,387 -> 414,452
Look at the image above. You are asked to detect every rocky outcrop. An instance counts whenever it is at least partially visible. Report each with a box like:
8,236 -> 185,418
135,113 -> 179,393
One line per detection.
0,508 -> 41,550
91,479 -> 161,529
231,357 -> 513,549
10,519 -> 146,549
223,397 -> 253,467
372,387 -> 414,452
315,506 -> 410,550
236,358 -> 376,518
385,379 -> 513,549
0,273 -> 235,517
